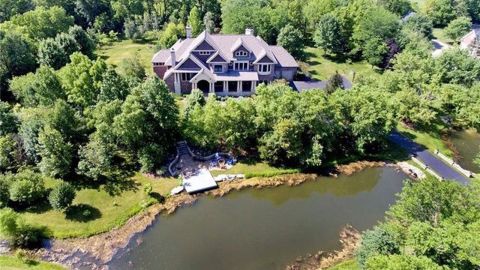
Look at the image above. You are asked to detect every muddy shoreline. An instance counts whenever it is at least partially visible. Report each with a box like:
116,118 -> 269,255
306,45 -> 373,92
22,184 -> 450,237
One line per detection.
286,225 -> 361,270
33,160 -> 395,269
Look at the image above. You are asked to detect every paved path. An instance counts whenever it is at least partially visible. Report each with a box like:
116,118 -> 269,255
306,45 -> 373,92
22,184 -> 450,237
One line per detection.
389,131 -> 469,185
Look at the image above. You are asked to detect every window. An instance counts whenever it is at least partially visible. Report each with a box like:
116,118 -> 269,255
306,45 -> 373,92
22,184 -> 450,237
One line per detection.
153,62 -> 164,67
258,64 -> 271,73
181,73 -> 194,81
228,81 -> 238,92
234,62 -> 248,71
213,65 -> 223,73
235,50 -> 248,57
198,51 -> 212,55
214,81 -> 224,92
242,81 -> 252,92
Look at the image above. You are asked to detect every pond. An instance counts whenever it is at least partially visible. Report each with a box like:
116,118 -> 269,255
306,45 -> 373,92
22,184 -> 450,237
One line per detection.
449,130 -> 480,173
109,167 -> 407,270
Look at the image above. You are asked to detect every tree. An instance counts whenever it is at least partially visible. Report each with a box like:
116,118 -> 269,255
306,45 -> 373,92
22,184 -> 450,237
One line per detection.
0,102 -> 17,136
0,135 -> 18,172
119,53 -> 145,82
0,6 -> 74,40
159,22 -> 184,48
325,72 -> 344,94
59,52 -> 107,107
38,38 -> 70,70
113,77 -> 179,172
435,48 -> 480,86
0,0 -> 33,22
9,66 -> 65,107
366,254 -> 443,269
183,89 -> 206,117
188,6 -> 202,36
378,0 -> 411,16
98,67 -> 129,101
314,14 -> 347,55
0,208 -> 19,238
422,0 -> 457,27
444,16 -> 472,42
124,18 -> 142,40
259,118 -> 303,165
68,25 -> 95,57
403,13 -> 434,39
203,11 -> 215,33
37,126 -> 73,178
0,31 -> 36,97
7,170 -> 46,206
48,182 -> 75,210
357,226 -> 401,267
277,24 -> 304,60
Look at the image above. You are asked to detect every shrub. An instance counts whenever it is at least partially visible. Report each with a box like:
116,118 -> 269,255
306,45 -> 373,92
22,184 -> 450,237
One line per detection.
7,170 -> 46,206
48,182 -> 75,210
0,178 -> 9,208
357,225 -> 401,267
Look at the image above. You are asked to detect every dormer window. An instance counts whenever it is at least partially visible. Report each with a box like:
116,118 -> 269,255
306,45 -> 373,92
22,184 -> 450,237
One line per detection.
235,51 -> 248,57
213,65 -> 223,73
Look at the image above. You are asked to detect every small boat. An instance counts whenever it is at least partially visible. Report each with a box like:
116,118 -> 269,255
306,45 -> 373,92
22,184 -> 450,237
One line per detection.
170,186 -> 185,195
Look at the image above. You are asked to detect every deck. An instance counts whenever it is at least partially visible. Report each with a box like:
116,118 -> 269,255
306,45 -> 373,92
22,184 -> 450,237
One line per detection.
183,168 -> 218,193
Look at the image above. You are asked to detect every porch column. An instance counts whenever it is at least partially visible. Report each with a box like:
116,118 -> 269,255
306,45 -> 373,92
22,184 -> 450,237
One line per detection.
251,81 -> 255,92
237,81 -> 241,94
209,82 -> 214,93
174,73 -> 181,94
223,81 -> 228,94
192,82 -> 197,89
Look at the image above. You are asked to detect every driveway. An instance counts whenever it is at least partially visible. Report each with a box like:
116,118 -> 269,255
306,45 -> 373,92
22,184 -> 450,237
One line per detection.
389,131 -> 469,185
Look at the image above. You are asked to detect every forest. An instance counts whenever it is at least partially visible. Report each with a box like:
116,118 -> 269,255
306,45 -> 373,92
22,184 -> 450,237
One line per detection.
0,0 -> 479,269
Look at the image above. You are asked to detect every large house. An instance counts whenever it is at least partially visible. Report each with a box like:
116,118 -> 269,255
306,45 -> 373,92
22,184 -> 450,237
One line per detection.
460,28 -> 480,58
152,27 -> 298,96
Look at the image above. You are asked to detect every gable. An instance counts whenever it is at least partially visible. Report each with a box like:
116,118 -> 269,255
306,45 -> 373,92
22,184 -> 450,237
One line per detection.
178,58 -> 201,70
257,55 -> 274,63
209,54 -> 227,63
195,40 -> 215,51
234,45 -> 250,54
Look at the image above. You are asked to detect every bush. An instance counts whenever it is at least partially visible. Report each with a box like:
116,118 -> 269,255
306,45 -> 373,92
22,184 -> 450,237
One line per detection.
7,170 -> 46,206
0,208 -> 45,248
357,226 -> 401,267
444,17 -> 472,42
48,182 -> 76,210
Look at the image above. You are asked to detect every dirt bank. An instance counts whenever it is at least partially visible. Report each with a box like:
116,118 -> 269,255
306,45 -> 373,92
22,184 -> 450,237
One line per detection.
33,161 -> 391,269
285,225 -> 361,270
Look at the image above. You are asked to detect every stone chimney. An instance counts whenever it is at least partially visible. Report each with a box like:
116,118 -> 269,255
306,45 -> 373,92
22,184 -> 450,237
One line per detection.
245,28 -> 254,36
186,25 -> 192,39
170,48 -> 176,66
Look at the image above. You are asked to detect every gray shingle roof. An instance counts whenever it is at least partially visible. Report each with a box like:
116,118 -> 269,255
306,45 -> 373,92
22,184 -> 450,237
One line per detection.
153,31 -> 297,68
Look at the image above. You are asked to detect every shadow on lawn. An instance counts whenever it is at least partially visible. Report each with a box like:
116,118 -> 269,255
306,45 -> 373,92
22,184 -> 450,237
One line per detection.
66,204 -> 102,222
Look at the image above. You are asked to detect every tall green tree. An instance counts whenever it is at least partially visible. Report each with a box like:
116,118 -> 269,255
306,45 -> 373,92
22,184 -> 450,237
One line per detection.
37,125 -> 73,178
188,6 -> 203,36
277,24 -> 304,60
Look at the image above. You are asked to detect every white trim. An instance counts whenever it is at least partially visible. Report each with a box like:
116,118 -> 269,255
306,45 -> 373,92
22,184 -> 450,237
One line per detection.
206,51 -> 228,63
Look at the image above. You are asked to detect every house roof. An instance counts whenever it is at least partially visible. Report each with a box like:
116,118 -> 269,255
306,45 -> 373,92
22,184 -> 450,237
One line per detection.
153,31 -> 294,67
270,46 -> 299,68
290,77 -> 352,92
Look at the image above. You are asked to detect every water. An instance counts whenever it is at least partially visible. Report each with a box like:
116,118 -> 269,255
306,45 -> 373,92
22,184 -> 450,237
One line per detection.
449,130 -> 480,173
109,167 -> 407,270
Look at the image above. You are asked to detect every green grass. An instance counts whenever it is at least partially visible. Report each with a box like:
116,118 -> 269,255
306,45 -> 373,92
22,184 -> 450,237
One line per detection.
433,28 -> 454,45
96,39 -> 157,75
210,162 -> 300,178
20,174 -> 181,239
397,124 -> 453,157
326,259 -> 360,270
303,47 -> 379,81
0,256 -> 65,270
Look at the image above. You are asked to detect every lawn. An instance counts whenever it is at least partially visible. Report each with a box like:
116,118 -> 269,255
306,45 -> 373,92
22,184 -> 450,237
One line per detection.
397,124 -> 453,157
433,28 -> 454,45
0,256 -> 65,270
19,174 -> 181,239
210,162 -> 300,178
96,39 -> 157,75
303,47 -> 379,81
326,259 -> 360,270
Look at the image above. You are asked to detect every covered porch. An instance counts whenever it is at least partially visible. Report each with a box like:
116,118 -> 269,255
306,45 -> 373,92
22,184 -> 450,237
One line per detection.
190,70 -> 259,96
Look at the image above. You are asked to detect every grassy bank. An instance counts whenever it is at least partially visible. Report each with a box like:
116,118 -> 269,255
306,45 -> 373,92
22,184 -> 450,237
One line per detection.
303,47 -> 378,81
20,174 -> 180,239
326,259 -> 360,270
210,162 -> 300,178
397,124 -> 453,157
96,39 -> 156,74
0,255 -> 65,270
